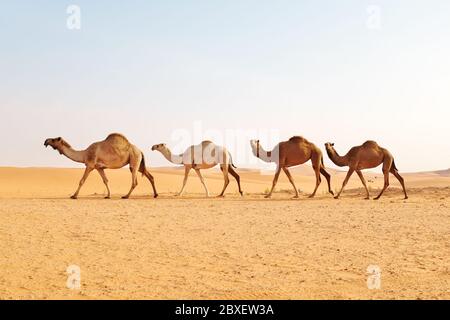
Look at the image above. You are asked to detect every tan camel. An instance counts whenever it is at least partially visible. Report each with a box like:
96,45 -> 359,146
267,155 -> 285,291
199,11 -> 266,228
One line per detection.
250,136 -> 334,198
151,141 -> 243,197
324,141 -> 408,200
44,133 -> 158,199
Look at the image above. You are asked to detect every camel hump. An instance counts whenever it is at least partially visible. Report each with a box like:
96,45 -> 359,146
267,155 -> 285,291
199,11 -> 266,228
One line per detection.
362,140 -> 379,148
200,140 -> 215,147
104,133 -> 130,145
289,136 -> 307,143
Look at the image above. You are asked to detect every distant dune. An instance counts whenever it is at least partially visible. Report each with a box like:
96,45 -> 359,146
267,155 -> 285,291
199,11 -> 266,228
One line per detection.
431,168 -> 450,177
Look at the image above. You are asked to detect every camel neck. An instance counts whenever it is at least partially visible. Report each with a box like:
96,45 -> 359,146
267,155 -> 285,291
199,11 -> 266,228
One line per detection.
60,145 -> 86,164
252,143 -> 273,163
326,147 -> 347,167
160,148 -> 183,165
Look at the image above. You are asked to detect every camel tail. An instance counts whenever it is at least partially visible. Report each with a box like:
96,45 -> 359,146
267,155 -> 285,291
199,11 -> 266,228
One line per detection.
229,153 -> 237,169
320,154 -> 327,170
392,160 -> 399,172
139,153 -> 147,176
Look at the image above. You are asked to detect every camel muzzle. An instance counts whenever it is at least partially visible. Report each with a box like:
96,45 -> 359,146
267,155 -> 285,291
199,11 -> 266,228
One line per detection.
44,140 -> 53,148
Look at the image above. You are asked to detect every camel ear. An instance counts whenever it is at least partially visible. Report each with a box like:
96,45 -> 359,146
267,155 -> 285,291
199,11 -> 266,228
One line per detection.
57,137 -> 62,141
331,143 -> 334,146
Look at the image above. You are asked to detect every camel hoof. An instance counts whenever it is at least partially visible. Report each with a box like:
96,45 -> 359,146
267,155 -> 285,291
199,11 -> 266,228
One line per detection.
154,194 -> 158,198
334,196 -> 340,200
292,195 -> 299,199
122,196 -> 129,199
264,195 -> 271,199
373,197 -> 380,201
239,192 -> 243,197
70,195 -> 77,199
217,194 -> 225,198
104,196 -> 111,199
308,195 -> 315,199
404,196 -> 409,200
364,197 -> 370,200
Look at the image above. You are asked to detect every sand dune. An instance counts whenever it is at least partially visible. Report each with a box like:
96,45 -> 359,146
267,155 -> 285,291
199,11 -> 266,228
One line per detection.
419,168 -> 450,177
0,167 -> 449,299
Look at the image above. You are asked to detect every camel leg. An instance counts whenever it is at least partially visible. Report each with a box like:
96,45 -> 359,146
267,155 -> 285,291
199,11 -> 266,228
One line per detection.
228,165 -> 243,196
374,171 -> 389,200
122,166 -> 138,199
266,166 -> 282,198
334,168 -> 355,199
195,169 -> 210,197
140,168 -> 158,198
71,167 -> 94,199
282,167 -> 299,198
356,170 -> 370,199
320,166 -> 334,196
374,162 -> 391,200
97,168 -> 111,199
309,163 -> 322,198
218,165 -> 230,197
390,167 -> 408,199
178,166 -> 191,196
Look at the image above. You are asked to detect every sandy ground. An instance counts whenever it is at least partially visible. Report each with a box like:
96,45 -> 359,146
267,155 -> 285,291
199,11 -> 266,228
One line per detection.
0,166 -> 449,299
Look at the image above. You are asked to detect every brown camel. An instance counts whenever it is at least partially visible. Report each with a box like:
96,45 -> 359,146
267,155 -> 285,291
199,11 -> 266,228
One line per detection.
250,136 -> 334,198
152,141 -> 243,197
324,141 -> 408,200
44,133 -> 158,199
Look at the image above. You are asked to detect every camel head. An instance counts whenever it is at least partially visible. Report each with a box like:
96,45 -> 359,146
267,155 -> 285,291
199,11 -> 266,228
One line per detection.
151,143 -> 167,152
324,142 -> 335,150
324,143 -> 336,157
249,139 -> 260,156
44,137 -> 71,154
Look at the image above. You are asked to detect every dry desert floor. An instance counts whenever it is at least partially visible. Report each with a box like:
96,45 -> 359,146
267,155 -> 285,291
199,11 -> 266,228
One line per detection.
0,166 -> 449,299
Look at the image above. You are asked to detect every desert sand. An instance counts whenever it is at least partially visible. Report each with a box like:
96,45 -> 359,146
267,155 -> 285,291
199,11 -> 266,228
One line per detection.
0,166 -> 449,299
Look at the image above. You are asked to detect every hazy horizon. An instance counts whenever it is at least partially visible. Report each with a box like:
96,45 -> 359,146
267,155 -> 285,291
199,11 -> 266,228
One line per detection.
1,1 -> 450,172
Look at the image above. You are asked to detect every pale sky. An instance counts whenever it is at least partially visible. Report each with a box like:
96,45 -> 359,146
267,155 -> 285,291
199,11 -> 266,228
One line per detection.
1,1 -> 449,171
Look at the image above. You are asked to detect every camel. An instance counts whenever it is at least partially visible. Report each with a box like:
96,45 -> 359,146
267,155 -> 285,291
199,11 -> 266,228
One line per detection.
324,141 -> 408,200
151,141 -> 243,197
250,136 -> 334,199
44,133 -> 158,199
